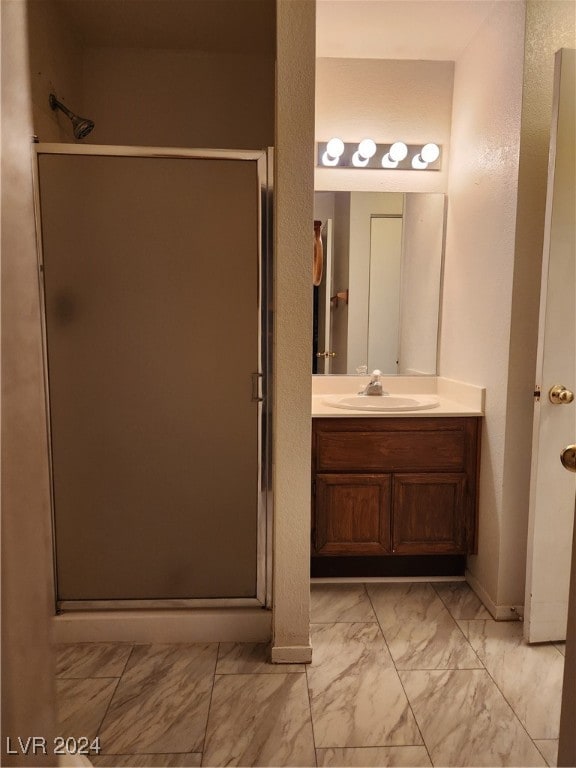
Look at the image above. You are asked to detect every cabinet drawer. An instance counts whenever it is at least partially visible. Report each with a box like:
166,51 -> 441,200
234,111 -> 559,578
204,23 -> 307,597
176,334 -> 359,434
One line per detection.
314,418 -> 476,473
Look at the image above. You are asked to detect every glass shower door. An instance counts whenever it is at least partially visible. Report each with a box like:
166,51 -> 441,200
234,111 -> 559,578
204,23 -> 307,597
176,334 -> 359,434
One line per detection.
36,147 -> 270,605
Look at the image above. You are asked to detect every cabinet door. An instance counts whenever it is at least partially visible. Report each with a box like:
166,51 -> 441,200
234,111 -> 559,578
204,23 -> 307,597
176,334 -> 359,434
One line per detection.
392,473 -> 467,554
314,474 -> 391,556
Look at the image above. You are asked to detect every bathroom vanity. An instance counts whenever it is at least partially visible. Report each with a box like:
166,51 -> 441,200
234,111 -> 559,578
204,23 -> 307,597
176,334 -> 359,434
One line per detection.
311,377 -> 484,577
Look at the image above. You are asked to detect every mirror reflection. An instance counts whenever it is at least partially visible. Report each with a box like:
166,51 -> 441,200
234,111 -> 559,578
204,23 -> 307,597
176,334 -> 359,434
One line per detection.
313,192 -> 446,375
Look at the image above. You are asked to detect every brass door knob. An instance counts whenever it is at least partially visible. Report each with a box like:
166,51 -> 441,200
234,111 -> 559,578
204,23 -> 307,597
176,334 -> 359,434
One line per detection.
549,384 -> 574,404
560,444 -> 576,473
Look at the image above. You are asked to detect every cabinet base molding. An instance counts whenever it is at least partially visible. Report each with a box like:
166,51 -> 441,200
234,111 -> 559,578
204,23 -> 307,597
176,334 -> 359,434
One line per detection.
312,555 -> 466,578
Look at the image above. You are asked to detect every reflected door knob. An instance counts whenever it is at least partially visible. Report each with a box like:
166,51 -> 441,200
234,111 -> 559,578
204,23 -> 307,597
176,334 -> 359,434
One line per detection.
549,385 -> 574,404
560,444 -> 576,473
316,351 -> 336,358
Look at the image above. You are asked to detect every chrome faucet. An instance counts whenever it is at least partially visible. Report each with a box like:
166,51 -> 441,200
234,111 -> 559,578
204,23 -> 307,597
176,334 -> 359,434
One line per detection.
359,369 -> 388,396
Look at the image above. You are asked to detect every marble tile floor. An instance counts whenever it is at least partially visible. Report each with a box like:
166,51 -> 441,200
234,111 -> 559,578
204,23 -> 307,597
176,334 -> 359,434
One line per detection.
55,582 -> 565,768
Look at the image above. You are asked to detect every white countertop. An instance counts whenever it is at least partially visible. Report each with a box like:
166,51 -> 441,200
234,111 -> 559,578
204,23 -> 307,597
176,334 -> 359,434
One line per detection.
312,376 -> 484,418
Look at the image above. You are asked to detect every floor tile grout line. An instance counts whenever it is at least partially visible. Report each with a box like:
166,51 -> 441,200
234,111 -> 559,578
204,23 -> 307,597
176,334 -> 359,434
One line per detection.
91,643 -> 137,752
90,750 -> 202,756
532,738 -> 556,767
466,639 -> 561,749
117,643 -> 135,678
362,583 -> 432,763
459,617 -> 564,744
310,620 -> 379,625
446,610 -> 486,670
90,676 -> 122,750
365,581 -> 438,768
424,582 -> 489,670
199,641 -> 220,766
431,580 -> 493,624
383,580 -> 554,759
56,675 -> 127,680
304,660 -> 319,767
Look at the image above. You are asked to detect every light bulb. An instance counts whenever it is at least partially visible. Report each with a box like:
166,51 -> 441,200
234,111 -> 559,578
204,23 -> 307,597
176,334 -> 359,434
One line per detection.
322,137 -> 345,166
389,142 -> 408,162
357,139 -> 377,159
352,151 -> 370,168
381,153 -> 398,168
326,137 -> 344,158
412,154 -> 428,169
420,143 -> 440,163
321,152 -> 338,166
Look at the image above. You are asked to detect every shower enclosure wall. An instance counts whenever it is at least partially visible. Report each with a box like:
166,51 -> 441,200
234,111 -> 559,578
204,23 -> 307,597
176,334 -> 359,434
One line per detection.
34,144 -> 272,611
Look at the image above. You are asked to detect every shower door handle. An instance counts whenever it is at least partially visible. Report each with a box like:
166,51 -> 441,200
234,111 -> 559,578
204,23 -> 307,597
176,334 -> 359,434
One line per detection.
251,372 -> 264,402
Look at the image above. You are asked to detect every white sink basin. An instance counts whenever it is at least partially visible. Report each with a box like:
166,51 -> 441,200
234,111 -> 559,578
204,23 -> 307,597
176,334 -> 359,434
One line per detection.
323,394 -> 440,412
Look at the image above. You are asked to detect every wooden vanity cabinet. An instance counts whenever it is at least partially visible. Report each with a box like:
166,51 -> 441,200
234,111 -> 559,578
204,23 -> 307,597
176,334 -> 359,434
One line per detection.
311,417 -> 480,558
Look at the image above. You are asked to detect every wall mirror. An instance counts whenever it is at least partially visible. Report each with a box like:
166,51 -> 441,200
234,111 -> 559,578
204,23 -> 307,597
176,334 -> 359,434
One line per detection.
313,191 -> 446,375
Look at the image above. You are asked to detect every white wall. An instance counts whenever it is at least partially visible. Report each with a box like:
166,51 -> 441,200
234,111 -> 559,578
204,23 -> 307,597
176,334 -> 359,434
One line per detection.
272,0 -> 315,662
315,58 -> 454,193
440,1 -> 526,607
82,48 -> 274,149
1,1 -> 58,763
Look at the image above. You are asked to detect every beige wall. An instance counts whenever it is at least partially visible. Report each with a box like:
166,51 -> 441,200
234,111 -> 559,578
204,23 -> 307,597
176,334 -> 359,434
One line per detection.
1,1 -> 58,764
440,1 -> 526,608
502,0 -> 576,607
26,0 -> 275,151
27,0 -> 84,143
272,0 -> 316,663
82,47 -> 274,149
315,58 -> 454,193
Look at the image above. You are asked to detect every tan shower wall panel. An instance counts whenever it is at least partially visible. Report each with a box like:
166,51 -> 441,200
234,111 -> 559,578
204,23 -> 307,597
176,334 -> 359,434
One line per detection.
39,153 -> 260,600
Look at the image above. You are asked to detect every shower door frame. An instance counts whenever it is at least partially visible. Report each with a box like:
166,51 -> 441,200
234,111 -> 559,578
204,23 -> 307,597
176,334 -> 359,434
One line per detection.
33,143 -> 274,611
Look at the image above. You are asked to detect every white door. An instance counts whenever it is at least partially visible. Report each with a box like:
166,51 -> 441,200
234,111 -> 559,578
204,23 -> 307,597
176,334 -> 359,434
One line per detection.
525,48 -> 576,643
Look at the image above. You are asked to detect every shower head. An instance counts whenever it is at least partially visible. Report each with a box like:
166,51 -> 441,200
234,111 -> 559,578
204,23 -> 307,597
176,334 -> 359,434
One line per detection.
49,94 -> 95,140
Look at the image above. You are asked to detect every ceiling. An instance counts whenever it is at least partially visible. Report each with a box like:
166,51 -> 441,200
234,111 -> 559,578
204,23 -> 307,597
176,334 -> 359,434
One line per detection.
56,0 -> 276,55
317,0 -> 497,61
56,0 -> 496,61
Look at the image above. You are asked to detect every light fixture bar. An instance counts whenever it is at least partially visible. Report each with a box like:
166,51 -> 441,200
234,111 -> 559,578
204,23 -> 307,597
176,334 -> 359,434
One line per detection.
316,141 -> 442,170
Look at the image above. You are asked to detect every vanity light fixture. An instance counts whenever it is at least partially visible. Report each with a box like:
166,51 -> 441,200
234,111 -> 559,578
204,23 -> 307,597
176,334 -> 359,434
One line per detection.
321,137 -> 345,166
352,138 -> 377,167
316,140 -> 442,170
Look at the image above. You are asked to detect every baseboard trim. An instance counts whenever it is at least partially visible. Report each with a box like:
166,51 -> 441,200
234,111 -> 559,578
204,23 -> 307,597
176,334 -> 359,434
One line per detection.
271,644 -> 313,664
53,608 -> 272,644
466,569 -> 524,621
